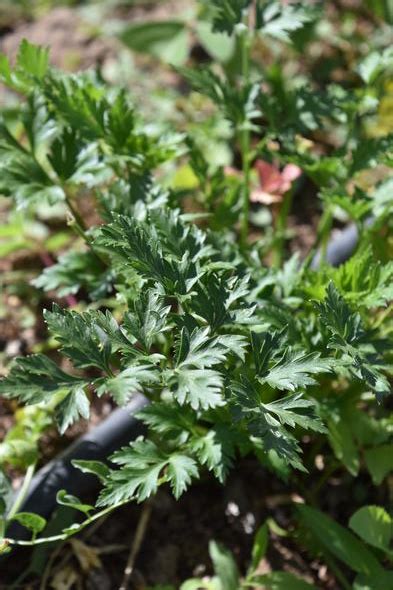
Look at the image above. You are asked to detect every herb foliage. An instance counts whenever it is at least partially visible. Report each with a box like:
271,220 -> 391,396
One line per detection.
0,4 -> 391,577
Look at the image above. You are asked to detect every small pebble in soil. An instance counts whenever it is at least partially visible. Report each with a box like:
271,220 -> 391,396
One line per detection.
225,501 -> 240,518
241,512 -> 256,535
315,454 -> 325,470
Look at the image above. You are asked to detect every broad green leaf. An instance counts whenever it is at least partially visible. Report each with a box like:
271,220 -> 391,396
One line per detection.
327,414 -> 360,476
349,409 -> 389,448
358,52 -> 384,84
72,460 -> 111,483
353,571 -> 393,590
209,540 -> 240,590
297,505 -> 383,576
56,490 -> 94,515
349,506 -> 392,552
249,571 -> 317,589
119,21 -> 190,66
181,580 -> 219,590
250,522 -> 269,572
11,512 -> 47,535
364,445 -> 393,485
196,21 -> 236,62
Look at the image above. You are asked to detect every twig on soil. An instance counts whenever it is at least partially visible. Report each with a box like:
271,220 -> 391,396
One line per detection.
40,509 -> 114,586
119,501 -> 153,590
40,542 -> 66,590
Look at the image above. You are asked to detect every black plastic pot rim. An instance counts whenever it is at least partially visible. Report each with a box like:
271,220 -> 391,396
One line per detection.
5,394 -> 148,541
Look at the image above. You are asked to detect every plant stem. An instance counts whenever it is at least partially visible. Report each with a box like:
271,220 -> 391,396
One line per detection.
119,501 -> 152,590
64,188 -> 108,267
7,499 -> 131,546
39,511 -> 113,590
39,542 -> 65,590
239,20 -> 252,249
319,209 -> 333,265
273,187 -> 294,267
6,463 -> 36,524
64,192 -> 88,235
304,206 -> 333,269
240,128 -> 251,248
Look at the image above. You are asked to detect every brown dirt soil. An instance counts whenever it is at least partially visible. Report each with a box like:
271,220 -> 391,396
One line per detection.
112,0 -> 195,22
0,8 -> 115,72
3,456 -> 361,589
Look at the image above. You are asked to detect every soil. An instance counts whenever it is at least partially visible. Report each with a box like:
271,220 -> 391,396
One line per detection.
94,460 -> 338,588
0,8 -> 115,72
3,454 -> 370,589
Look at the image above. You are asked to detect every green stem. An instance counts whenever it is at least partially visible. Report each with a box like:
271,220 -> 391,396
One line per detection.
239,22 -> 252,249
7,499 -> 130,546
375,302 -> 393,328
319,210 -> 333,265
64,188 -> 108,267
273,187 -> 294,267
119,500 -> 152,590
304,206 -> 333,269
64,192 -> 88,235
6,463 -> 36,524
240,128 -> 251,248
